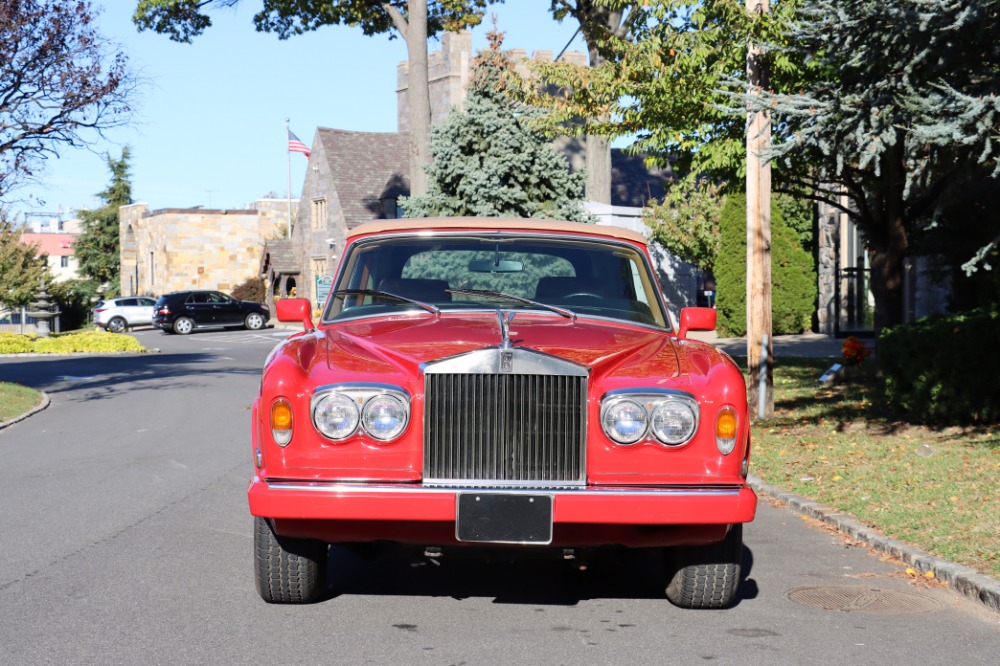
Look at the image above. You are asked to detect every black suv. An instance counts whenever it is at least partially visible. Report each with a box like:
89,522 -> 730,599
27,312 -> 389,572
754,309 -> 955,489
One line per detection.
153,290 -> 270,335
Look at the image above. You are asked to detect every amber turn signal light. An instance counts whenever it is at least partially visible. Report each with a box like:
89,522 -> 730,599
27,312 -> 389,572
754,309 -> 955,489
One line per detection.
270,399 -> 293,446
716,406 -> 738,455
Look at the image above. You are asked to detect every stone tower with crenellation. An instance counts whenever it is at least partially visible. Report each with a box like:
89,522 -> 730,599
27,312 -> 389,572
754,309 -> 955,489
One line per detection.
396,30 -> 587,132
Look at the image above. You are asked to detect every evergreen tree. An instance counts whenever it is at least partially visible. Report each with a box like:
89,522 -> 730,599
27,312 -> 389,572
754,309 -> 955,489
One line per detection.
75,148 -> 133,296
715,193 -> 747,337
402,30 -> 592,222
734,0 -> 1000,336
716,193 -> 815,337
0,212 -> 47,308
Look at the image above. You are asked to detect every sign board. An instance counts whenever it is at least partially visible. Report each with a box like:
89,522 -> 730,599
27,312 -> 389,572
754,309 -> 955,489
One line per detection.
315,275 -> 333,306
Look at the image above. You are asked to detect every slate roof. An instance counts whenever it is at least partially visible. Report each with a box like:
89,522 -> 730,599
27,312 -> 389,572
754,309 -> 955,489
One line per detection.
260,238 -> 299,274
313,128 -> 670,220
610,149 -> 673,208
316,128 -> 410,229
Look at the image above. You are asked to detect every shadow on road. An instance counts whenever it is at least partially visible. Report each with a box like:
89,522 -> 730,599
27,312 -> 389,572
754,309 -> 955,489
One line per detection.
318,543 -> 758,607
0,352 -> 259,400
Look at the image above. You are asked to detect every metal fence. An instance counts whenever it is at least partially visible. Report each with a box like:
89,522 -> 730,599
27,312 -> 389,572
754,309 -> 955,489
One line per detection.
0,307 -> 42,335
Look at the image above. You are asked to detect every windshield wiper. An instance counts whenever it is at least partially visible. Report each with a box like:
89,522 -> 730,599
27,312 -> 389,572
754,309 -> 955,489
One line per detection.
331,288 -> 440,315
446,288 -> 576,320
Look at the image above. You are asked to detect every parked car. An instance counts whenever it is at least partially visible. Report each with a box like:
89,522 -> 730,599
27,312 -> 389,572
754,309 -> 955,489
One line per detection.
152,290 -> 270,335
93,296 -> 157,333
249,218 -> 755,608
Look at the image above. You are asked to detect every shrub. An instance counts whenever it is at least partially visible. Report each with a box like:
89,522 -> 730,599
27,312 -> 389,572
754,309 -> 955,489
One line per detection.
771,222 -> 818,334
715,192 -> 816,337
878,307 -> 1000,424
0,333 -> 33,354
0,330 -> 145,354
232,276 -> 266,303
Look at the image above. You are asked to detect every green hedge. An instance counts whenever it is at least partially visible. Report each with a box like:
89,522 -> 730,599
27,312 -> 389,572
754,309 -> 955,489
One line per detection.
878,307 -> 1000,424
715,193 -> 817,337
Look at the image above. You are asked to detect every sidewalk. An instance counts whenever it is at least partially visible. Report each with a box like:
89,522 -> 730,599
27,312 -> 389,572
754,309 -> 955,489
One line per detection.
688,330 -> 844,359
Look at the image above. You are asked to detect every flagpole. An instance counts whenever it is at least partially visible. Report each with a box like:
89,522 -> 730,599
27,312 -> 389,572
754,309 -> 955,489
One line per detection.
285,118 -> 292,239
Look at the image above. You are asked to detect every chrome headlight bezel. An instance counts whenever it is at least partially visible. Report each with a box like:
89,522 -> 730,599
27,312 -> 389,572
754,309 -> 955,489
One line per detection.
311,384 -> 410,443
312,392 -> 361,440
361,393 -> 409,441
600,390 -> 700,447
650,399 -> 699,445
601,397 -> 649,445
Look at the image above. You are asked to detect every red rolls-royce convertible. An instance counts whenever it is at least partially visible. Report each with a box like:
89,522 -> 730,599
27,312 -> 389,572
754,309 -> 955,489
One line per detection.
249,217 -> 756,607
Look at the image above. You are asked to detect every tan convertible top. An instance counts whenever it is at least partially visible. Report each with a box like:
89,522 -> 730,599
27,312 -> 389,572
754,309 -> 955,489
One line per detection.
347,217 -> 648,245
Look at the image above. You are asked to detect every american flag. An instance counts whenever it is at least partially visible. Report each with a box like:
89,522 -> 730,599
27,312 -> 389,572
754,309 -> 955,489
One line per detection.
287,129 -> 310,158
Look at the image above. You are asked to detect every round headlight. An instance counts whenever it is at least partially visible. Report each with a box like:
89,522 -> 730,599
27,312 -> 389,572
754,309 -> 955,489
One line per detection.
313,392 -> 360,440
650,399 -> 697,445
602,399 -> 648,445
362,394 -> 408,441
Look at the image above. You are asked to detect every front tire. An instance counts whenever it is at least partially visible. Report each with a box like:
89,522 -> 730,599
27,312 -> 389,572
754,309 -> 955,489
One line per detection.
245,312 -> 266,330
173,317 -> 194,335
107,317 -> 127,334
254,517 -> 327,604
665,524 -> 742,609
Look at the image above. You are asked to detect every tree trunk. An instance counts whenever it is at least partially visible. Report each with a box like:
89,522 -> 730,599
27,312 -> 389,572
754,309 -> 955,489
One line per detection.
585,133 -> 612,204
868,144 -> 909,340
583,20 -> 615,205
746,0 -> 772,419
404,0 -> 430,196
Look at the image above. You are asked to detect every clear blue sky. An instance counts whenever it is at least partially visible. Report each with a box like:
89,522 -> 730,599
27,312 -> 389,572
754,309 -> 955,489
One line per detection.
11,1 -> 588,221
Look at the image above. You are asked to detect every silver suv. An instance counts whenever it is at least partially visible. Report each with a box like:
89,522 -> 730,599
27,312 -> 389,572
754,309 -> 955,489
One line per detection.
94,296 -> 157,333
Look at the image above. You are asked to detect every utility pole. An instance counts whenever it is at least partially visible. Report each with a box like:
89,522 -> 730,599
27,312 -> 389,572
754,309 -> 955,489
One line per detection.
746,0 -> 773,418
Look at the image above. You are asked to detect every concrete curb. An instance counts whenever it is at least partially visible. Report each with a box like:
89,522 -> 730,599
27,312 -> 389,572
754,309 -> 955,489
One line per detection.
0,391 -> 50,431
749,474 -> 1000,614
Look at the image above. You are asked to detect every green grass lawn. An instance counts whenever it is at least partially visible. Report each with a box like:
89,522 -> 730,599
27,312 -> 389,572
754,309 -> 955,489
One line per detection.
0,382 -> 43,423
749,357 -> 1000,577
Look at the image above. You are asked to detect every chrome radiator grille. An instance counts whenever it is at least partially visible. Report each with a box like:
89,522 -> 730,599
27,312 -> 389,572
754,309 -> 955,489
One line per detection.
424,373 -> 587,485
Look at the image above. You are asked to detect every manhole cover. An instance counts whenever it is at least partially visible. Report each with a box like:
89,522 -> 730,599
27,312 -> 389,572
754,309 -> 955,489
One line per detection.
786,585 -> 942,615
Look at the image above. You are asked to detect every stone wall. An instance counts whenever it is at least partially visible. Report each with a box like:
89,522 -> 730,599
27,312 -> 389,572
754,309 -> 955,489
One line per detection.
816,200 -> 840,335
817,195 -> 950,335
119,201 -> 293,297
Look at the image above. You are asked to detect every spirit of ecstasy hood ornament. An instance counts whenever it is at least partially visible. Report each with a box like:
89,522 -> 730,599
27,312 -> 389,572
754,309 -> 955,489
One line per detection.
497,309 -> 515,350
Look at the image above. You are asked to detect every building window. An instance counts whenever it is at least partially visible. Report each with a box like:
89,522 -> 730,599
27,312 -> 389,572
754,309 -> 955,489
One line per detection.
311,198 -> 327,229
60,256 -> 69,268
149,252 -> 155,286
312,258 -> 327,276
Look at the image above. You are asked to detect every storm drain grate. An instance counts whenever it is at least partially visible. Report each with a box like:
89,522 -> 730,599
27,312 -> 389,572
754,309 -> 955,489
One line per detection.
786,585 -> 942,615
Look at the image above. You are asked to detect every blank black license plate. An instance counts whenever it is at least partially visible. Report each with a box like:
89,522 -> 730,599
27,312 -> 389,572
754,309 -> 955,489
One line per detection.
456,493 -> 553,544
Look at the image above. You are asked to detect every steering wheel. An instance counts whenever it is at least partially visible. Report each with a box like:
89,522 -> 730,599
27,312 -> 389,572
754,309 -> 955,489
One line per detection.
563,292 -> 604,299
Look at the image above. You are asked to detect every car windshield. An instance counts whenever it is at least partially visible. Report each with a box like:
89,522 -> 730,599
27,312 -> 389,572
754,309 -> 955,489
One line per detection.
323,232 -> 668,327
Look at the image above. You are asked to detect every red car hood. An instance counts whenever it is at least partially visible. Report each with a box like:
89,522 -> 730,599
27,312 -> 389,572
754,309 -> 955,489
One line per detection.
314,312 -> 687,381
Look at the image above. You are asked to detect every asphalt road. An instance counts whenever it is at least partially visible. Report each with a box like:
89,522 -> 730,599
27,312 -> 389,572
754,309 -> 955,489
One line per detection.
0,326 -> 997,665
